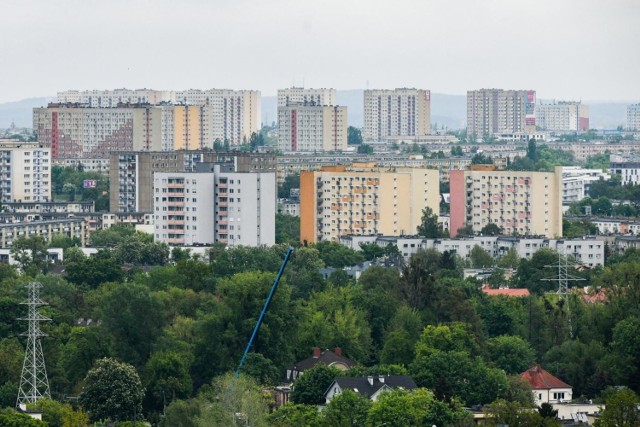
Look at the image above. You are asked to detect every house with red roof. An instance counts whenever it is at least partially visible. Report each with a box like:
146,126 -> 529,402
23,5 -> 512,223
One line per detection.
482,284 -> 530,297
521,364 -> 573,406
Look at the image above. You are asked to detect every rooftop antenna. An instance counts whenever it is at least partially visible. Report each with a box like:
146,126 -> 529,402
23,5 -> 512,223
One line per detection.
16,281 -> 51,407
543,252 -> 584,338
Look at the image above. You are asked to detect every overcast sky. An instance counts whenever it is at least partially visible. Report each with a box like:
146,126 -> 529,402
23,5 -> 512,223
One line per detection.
1,0 -> 638,103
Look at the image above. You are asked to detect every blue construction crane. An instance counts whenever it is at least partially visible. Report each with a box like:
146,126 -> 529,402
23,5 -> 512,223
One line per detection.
236,246 -> 294,375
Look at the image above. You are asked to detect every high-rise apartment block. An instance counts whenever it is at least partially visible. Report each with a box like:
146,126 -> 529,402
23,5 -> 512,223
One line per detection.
299,164 -> 440,244
278,105 -> 347,152
449,167 -> 562,238
277,88 -> 337,107
627,104 -> 640,131
57,89 -> 175,107
153,167 -> 275,247
467,89 -> 536,138
110,151 -> 276,212
0,141 -> 51,203
363,89 -> 431,142
536,102 -> 589,133
44,88 -> 260,155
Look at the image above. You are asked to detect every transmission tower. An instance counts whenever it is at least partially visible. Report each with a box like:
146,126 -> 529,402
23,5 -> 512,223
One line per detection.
16,281 -> 51,406
543,253 -> 584,338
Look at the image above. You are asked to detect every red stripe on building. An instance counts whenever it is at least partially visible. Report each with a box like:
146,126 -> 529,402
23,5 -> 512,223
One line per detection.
52,111 -> 59,158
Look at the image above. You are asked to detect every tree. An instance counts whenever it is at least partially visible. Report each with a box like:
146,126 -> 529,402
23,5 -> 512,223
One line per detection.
484,399 -> 560,427
278,174 -> 300,199
323,390 -> 371,426
266,404 -> 321,427
313,241 -> 364,268
527,139 -> 539,161
359,243 -> 385,261
64,252 -> 124,287
161,398 -> 202,427
0,408 -> 47,426
275,214 -> 300,246
144,351 -> 192,413
539,402 -> 558,419
79,358 -> 144,422
195,373 -> 268,427
357,143 -> 373,154
367,388 -> 471,427
498,247 -> 521,269
10,236 -> 49,275
451,145 -> 464,156
481,223 -> 502,236
471,153 -> 494,164
347,126 -> 363,145
487,335 -> 536,374
416,206 -> 441,238
290,364 -> 339,405
470,245 -> 494,268
594,387 -> 640,427
28,399 -> 89,427
98,282 -> 165,368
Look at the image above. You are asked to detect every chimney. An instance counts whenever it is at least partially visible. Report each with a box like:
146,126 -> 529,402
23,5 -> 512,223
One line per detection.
312,347 -> 321,357
367,376 -> 374,386
334,347 -> 342,356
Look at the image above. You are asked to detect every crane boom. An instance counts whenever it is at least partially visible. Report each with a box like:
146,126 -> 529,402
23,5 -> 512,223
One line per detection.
236,246 -> 294,375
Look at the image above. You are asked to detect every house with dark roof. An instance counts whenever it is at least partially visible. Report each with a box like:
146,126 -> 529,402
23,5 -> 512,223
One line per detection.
324,375 -> 417,404
521,364 -> 573,406
285,347 -> 354,382
273,348 -> 356,408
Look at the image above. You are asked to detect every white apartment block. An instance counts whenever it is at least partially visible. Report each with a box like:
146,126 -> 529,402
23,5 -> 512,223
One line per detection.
153,168 -> 275,247
277,87 -> 337,107
363,88 -> 431,142
57,89 -> 176,107
0,141 -> 51,203
610,155 -> 640,186
467,89 -> 536,139
174,89 -> 261,144
278,105 -> 347,152
561,166 -> 610,204
216,169 -> 276,247
0,218 -> 89,248
340,235 -> 605,267
627,104 -> 640,131
154,173 -> 215,246
536,102 -> 589,133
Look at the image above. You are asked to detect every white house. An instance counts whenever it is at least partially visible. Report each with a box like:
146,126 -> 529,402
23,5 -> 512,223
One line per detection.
521,364 -> 573,406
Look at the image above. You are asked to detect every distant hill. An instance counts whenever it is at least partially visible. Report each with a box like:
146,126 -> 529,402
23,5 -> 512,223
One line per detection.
0,94 -> 628,131
0,97 -> 53,128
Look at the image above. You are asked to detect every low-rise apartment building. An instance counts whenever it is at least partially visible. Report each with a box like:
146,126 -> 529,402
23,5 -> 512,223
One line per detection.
610,154 -> 640,186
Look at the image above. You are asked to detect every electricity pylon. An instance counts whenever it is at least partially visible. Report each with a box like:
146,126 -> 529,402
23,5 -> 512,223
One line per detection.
16,281 -> 51,406
543,253 -> 584,338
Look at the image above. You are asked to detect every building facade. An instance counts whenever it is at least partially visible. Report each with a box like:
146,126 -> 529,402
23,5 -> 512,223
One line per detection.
536,102 -> 589,133
153,168 -> 275,247
449,167 -> 563,238
561,166 -> 610,204
0,141 -> 51,203
277,87 -> 336,107
110,151 -> 276,213
57,89 -> 175,107
278,104 -> 347,152
299,164 -> 440,244
627,103 -> 640,131
467,89 -> 536,139
610,154 -> 640,186
363,88 -> 431,142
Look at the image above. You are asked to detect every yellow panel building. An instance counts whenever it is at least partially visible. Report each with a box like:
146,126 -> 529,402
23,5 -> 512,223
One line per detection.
300,164 -> 440,244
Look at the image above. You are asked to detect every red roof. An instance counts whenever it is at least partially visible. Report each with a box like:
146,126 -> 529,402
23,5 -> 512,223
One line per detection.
521,364 -> 571,390
482,284 -> 530,297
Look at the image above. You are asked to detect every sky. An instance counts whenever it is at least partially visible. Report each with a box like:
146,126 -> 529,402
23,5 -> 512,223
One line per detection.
1,0 -> 639,103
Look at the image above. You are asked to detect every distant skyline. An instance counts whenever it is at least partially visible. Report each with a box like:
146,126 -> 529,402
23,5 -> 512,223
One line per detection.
1,0 -> 639,104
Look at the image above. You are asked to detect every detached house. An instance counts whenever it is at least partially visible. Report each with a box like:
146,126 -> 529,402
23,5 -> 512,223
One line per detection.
324,375 -> 417,404
521,364 -> 573,406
